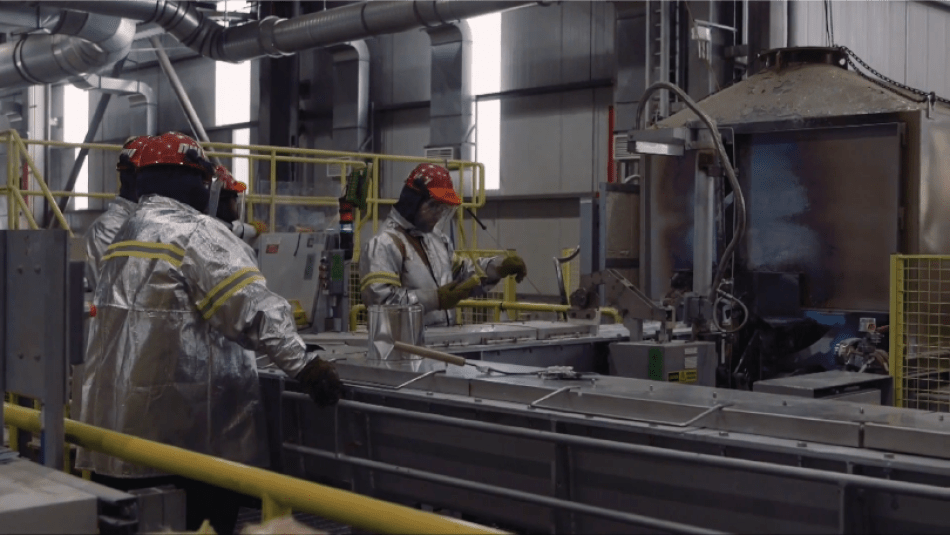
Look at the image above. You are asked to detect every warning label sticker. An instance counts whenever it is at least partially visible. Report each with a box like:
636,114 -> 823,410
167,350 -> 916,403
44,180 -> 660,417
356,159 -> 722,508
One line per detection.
668,369 -> 698,383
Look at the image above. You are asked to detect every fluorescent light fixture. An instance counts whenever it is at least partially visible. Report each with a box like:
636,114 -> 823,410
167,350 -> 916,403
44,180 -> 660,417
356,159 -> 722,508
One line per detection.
63,84 -> 89,210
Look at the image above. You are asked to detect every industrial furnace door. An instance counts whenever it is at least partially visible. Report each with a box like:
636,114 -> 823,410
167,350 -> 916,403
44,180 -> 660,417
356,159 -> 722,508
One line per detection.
743,123 -> 902,312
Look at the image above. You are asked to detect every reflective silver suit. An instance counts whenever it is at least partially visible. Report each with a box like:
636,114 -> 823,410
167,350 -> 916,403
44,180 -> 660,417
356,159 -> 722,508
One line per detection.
77,195 -> 311,478
84,197 -> 136,292
360,210 -> 502,326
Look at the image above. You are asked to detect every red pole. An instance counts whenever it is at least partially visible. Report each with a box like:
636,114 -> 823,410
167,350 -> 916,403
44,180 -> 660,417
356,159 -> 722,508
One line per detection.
607,105 -> 615,183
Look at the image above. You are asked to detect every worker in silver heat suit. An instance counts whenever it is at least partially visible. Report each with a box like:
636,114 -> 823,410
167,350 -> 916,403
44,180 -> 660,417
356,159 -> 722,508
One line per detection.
360,163 -> 528,326
83,135 -> 149,292
77,132 -> 343,535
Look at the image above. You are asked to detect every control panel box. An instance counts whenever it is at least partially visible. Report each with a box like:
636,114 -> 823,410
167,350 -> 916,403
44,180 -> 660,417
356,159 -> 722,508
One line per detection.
609,341 -> 717,387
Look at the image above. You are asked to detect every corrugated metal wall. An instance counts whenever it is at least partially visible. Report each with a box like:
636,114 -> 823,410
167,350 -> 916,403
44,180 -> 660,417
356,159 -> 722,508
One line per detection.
369,1 -> 614,298
789,1 -> 950,99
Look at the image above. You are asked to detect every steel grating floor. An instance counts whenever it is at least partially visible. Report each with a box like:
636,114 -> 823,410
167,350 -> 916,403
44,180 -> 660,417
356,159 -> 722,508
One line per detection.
235,507 -> 352,534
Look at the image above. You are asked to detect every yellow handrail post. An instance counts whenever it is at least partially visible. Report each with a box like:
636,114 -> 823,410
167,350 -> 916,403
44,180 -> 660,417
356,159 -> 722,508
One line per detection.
890,254 -> 903,408
269,149 -> 277,232
371,158 -> 381,236
13,133 -> 73,236
247,152 -> 256,223
261,493 -> 293,522
7,393 -> 19,453
6,134 -> 16,229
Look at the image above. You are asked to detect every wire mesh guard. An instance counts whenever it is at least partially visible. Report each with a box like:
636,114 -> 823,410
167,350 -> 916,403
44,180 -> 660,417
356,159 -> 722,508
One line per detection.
891,256 -> 950,411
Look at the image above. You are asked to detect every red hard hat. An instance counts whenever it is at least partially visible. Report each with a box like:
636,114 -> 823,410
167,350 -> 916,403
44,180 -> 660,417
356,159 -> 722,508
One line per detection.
213,164 -> 247,193
116,135 -> 150,172
405,163 -> 461,205
136,132 -> 214,178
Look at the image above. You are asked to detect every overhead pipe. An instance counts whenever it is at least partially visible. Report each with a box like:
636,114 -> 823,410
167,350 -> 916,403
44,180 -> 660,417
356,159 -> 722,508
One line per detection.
37,1 -> 535,62
0,9 -> 134,90
426,22 -> 473,161
328,40 -> 370,153
71,74 -> 156,135
0,5 -> 64,31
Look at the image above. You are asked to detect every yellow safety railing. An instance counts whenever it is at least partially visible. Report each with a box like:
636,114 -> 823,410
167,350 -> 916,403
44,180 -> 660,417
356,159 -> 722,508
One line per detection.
0,130 -> 488,266
3,403 -> 505,535
890,255 -> 950,410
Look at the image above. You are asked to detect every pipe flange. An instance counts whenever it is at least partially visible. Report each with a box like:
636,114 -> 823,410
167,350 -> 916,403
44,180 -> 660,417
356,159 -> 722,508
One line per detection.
257,16 -> 289,58
12,38 -> 43,86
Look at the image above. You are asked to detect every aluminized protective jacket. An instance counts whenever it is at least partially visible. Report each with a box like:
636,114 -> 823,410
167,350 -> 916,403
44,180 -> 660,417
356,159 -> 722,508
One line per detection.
77,195 -> 311,478
360,210 -> 502,326
84,196 -> 136,292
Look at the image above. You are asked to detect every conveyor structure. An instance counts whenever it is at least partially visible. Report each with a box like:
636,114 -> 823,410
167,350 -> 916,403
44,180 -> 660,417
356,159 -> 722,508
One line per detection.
263,346 -> 950,534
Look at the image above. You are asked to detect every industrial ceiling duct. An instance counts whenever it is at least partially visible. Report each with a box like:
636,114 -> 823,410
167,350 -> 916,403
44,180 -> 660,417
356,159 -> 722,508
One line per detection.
0,8 -> 134,89
35,1 -> 535,63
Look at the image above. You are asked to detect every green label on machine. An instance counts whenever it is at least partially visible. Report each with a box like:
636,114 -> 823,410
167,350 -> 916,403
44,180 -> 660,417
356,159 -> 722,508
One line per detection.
331,253 -> 344,281
648,348 -> 664,380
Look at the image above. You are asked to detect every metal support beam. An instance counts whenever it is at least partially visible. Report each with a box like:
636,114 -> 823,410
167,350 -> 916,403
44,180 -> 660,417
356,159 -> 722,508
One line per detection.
149,36 -> 218,164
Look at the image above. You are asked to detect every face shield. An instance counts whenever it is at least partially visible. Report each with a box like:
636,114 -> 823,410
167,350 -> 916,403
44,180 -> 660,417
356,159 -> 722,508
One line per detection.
207,165 -> 246,222
414,198 -> 458,233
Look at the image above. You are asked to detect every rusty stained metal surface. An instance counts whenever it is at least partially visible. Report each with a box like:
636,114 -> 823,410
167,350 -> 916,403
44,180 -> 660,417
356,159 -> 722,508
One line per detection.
655,62 -> 932,129
645,124 -> 902,311
742,124 -> 902,311
919,116 -> 950,255
644,151 -> 697,300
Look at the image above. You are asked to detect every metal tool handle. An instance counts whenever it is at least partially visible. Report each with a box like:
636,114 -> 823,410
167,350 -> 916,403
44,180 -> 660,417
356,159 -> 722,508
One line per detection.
393,341 -> 467,367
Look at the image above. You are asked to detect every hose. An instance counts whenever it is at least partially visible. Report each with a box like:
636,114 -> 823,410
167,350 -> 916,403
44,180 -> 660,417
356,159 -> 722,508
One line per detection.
634,82 -> 747,304
712,288 -> 749,334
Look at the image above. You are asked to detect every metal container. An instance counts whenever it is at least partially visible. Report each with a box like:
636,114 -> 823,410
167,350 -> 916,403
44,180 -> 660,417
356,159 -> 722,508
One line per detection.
367,304 -> 424,360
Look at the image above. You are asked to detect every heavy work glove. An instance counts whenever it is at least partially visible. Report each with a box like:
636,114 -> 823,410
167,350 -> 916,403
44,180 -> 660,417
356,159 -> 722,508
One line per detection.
437,276 -> 481,310
296,356 -> 343,408
497,255 -> 528,283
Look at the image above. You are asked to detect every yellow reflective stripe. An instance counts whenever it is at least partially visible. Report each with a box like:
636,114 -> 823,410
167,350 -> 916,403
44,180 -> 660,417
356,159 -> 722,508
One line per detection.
360,272 -> 402,292
197,267 -> 260,311
107,240 -> 185,257
100,250 -> 183,267
360,275 -> 402,292
201,275 -> 265,320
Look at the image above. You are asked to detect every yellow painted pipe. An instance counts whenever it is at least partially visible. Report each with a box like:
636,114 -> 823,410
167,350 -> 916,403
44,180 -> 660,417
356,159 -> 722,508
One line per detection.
350,304 -> 366,331
2,403 -> 506,535
19,189 -> 116,200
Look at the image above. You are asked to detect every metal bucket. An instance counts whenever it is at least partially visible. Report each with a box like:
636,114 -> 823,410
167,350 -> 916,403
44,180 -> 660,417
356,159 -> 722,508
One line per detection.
367,304 -> 424,360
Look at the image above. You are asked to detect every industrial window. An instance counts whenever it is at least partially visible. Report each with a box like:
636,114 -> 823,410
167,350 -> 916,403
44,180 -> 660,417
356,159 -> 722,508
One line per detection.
63,84 -> 89,210
214,12 -> 252,187
469,13 -> 501,191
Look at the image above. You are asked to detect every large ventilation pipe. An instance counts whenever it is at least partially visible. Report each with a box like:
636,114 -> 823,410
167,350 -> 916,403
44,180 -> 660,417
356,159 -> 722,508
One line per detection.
0,5 -> 64,32
37,1 -> 534,63
72,74 -> 156,135
425,22 -> 473,162
328,40 -> 370,153
0,9 -> 134,89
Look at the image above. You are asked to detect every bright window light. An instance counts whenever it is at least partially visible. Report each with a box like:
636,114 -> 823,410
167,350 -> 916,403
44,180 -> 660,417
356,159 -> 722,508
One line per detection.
233,128 -> 250,186
476,100 -> 500,191
215,59 -> 251,126
63,84 -> 89,210
469,13 -> 501,96
469,12 -> 501,190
